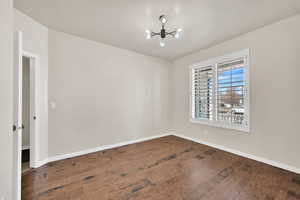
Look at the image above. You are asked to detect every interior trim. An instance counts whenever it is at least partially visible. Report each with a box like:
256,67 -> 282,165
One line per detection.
36,133 -> 172,168
36,132 -> 300,175
22,146 -> 30,150
173,133 -> 300,175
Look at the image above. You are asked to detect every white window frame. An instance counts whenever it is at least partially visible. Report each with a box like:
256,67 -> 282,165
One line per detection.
189,49 -> 250,133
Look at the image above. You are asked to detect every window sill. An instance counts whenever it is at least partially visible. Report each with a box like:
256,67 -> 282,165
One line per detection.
190,118 -> 250,133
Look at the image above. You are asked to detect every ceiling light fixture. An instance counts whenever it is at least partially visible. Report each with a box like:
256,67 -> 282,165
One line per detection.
145,15 -> 182,47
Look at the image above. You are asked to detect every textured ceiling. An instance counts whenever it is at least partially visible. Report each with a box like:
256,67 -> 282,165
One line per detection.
14,0 -> 300,60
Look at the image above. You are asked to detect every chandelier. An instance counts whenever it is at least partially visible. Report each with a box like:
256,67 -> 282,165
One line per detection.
145,15 -> 182,47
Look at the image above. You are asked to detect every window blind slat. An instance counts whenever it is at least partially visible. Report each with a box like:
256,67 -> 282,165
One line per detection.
192,66 -> 214,120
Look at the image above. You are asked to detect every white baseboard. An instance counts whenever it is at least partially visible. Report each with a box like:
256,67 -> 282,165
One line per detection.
22,146 -> 30,150
36,133 -> 172,167
172,133 -> 300,175
36,159 -> 48,168
34,132 -> 300,175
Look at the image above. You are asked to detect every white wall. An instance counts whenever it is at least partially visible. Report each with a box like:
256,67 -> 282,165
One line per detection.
22,56 -> 30,148
172,14 -> 300,169
48,29 -> 172,157
12,9 -> 300,173
14,9 -> 49,161
0,0 -> 13,198
14,9 -> 171,163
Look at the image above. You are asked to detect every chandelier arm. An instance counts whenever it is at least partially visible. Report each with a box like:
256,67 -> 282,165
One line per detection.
151,32 -> 161,37
166,31 -> 177,37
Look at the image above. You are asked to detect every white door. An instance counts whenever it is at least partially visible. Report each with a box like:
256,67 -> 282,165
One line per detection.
13,31 -> 23,200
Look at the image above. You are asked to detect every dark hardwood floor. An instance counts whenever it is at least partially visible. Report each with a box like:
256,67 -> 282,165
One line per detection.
22,136 -> 300,200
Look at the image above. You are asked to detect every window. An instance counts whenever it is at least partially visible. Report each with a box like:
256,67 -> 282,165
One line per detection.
190,49 -> 250,132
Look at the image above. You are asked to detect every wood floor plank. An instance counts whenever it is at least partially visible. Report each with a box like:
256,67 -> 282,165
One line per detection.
22,136 -> 300,200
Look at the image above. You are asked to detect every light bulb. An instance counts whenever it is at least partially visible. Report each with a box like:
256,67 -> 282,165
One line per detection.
175,28 -> 182,39
145,29 -> 151,39
159,15 -> 168,24
160,40 -> 165,47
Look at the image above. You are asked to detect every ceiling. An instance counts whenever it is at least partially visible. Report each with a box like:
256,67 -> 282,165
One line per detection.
14,0 -> 300,60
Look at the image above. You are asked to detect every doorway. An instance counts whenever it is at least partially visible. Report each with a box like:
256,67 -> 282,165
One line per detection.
21,56 -> 31,173
22,52 -> 38,171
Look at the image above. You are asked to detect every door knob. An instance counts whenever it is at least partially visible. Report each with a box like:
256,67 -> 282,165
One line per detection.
13,124 -> 17,132
12,124 -> 24,132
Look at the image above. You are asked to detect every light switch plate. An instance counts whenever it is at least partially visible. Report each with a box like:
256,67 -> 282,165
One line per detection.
50,102 -> 56,109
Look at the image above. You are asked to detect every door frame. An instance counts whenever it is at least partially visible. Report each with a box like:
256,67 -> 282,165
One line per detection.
13,31 -> 23,200
22,51 -> 39,169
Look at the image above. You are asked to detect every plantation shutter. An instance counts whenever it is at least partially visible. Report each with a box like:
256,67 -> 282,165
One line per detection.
216,58 -> 247,126
192,66 -> 214,120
